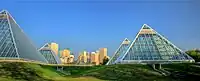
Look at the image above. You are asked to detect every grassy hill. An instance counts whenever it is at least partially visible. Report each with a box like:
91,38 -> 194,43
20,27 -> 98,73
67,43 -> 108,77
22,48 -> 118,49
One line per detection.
61,63 -> 200,81
0,62 -> 102,81
0,62 -> 200,81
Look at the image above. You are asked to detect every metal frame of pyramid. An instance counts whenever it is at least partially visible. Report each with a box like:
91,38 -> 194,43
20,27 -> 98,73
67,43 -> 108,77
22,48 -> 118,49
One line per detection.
0,10 -> 47,63
115,24 -> 194,64
106,38 -> 130,65
39,43 -> 62,64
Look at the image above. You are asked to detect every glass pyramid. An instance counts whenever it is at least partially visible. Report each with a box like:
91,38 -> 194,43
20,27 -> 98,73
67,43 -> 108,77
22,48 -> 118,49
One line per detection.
106,38 -> 130,65
0,10 -> 47,63
39,43 -> 61,64
116,24 -> 194,64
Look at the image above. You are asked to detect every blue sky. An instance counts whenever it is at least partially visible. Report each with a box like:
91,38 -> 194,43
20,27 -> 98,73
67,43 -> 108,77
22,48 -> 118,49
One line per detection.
1,0 -> 200,58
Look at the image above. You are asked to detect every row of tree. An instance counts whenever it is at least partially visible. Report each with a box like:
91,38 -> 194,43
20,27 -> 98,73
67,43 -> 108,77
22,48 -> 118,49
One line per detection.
186,49 -> 200,62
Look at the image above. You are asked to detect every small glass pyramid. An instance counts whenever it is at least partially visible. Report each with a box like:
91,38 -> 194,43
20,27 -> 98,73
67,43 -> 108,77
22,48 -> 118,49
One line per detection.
107,38 -> 130,65
39,43 -> 61,64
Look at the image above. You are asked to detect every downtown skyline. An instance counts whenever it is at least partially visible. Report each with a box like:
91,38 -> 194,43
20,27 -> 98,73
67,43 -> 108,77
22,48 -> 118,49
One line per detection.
1,0 -> 200,58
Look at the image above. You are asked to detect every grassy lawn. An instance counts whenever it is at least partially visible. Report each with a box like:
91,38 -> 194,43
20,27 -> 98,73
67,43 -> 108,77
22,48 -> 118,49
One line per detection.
0,62 -> 103,81
62,64 -> 173,81
0,62 -> 200,81
0,77 -> 15,81
162,63 -> 200,81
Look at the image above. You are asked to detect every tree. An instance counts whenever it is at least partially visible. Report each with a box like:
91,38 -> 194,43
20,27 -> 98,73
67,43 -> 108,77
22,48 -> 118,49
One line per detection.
102,56 -> 109,65
186,49 -> 200,62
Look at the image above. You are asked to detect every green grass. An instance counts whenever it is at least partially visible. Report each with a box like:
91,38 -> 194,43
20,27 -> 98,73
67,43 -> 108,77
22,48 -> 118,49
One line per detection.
62,64 -> 171,81
0,77 -> 15,81
0,62 -> 200,81
63,63 -> 200,81
0,62 -> 103,81
162,63 -> 200,81
162,63 -> 200,73
78,64 -> 171,81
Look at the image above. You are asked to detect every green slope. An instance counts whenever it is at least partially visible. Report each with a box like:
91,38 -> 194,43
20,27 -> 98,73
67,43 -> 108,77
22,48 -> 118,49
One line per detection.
162,63 -> 200,81
62,63 -> 200,81
0,62 -> 102,81
0,62 -> 200,81
69,64 -> 171,81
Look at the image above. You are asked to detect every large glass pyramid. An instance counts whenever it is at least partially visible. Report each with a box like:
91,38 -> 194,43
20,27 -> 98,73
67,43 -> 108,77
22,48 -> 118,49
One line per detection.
0,10 -> 47,63
106,38 -> 130,65
116,24 -> 194,64
39,43 -> 61,64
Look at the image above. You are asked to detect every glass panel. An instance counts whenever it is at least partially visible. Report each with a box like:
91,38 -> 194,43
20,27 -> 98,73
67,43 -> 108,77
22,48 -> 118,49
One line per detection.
0,17 -> 18,58
123,31 -> 193,62
39,49 -> 58,64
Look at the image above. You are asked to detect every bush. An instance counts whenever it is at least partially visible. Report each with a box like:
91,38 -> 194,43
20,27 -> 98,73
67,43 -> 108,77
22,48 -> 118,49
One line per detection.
186,49 -> 200,62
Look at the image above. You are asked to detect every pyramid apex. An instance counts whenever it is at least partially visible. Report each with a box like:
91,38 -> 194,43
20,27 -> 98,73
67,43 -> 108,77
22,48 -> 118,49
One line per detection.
124,38 -> 130,43
0,9 -> 8,14
143,24 -> 148,26
44,43 -> 50,47
141,24 -> 151,29
122,38 -> 130,44
124,38 -> 129,41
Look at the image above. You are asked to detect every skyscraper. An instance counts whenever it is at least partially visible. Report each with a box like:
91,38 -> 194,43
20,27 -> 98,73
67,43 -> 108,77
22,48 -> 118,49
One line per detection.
87,52 -> 91,63
77,51 -> 87,64
99,48 -> 107,64
60,48 -> 74,64
91,52 -> 96,63
69,55 -> 74,63
49,43 -> 58,55
0,10 -> 47,63
115,24 -> 194,64
61,49 -> 70,57
82,51 -> 87,63
91,52 -> 99,65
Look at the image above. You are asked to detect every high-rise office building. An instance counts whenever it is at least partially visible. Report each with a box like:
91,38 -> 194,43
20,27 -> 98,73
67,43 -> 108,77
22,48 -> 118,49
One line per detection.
91,52 -> 96,63
82,51 -> 87,63
49,43 -> 59,55
60,48 -> 74,64
0,10 -> 47,63
99,48 -> 107,64
87,52 -> 91,63
78,54 -> 82,63
78,51 -> 87,63
96,50 -> 100,64
91,52 -> 99,65
61,49 -> 70,57
60,56 -> 74,64
69,55 -> 74,63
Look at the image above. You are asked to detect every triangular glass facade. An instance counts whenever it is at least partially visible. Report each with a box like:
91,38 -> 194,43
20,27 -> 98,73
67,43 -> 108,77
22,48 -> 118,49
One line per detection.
0,10 -> 47,62
39,43 -> 61,64
117,24 -> 194,64
0,11 -> 18,59
106,38 -> 130,65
